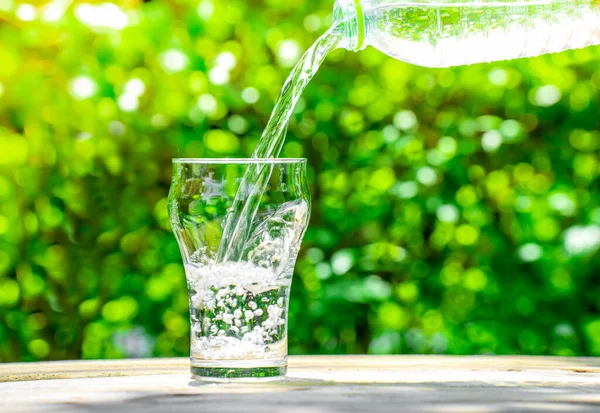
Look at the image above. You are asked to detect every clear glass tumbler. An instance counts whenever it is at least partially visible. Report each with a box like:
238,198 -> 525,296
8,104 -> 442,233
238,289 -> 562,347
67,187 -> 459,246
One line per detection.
168,158 -> 311,379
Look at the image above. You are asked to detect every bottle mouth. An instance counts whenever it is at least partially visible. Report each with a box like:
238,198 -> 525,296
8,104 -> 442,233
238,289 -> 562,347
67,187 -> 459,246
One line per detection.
353,0 -> 365,50
334,0 -> 366,51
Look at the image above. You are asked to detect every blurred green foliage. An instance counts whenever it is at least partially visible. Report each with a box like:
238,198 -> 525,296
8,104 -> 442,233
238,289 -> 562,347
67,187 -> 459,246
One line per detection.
0,0 -> 599,362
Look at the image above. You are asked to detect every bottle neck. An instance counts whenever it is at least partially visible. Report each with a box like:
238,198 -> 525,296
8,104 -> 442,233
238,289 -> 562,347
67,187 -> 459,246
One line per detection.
333,0 -> 366,51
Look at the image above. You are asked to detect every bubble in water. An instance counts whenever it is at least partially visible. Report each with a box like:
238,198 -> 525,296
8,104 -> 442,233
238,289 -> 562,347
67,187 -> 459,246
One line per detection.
186,262 -> 291,361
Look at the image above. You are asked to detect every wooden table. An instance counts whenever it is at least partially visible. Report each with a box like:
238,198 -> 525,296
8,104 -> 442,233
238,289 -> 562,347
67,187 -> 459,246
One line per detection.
1,356 -> 600,412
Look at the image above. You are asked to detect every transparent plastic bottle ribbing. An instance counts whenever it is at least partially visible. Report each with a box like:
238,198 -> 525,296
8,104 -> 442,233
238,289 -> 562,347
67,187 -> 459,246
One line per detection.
334,0 -> 600,67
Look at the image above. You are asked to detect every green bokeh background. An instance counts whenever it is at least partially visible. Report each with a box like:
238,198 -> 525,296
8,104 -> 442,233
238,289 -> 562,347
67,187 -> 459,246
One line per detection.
0,0 -> 599,362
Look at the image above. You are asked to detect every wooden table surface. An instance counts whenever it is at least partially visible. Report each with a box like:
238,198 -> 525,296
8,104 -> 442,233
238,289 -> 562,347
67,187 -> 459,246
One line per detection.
1,356 -> 600,412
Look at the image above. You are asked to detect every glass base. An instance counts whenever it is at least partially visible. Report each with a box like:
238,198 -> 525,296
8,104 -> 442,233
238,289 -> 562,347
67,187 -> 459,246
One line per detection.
190,358 -> 287,380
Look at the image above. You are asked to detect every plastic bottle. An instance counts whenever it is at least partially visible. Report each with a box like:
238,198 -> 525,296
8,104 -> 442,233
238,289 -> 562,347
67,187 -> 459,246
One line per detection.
334,0 -> 600,67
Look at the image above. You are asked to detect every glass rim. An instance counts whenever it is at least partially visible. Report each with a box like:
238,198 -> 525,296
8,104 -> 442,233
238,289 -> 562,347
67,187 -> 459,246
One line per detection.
172,158 -> 307,164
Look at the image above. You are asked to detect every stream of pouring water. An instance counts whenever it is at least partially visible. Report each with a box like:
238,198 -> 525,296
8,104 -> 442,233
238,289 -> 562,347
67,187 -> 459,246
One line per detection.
216,24 -> 343,262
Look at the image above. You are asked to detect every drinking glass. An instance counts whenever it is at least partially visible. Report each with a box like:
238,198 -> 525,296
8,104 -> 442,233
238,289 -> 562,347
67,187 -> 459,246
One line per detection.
168,158 -> 311,379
